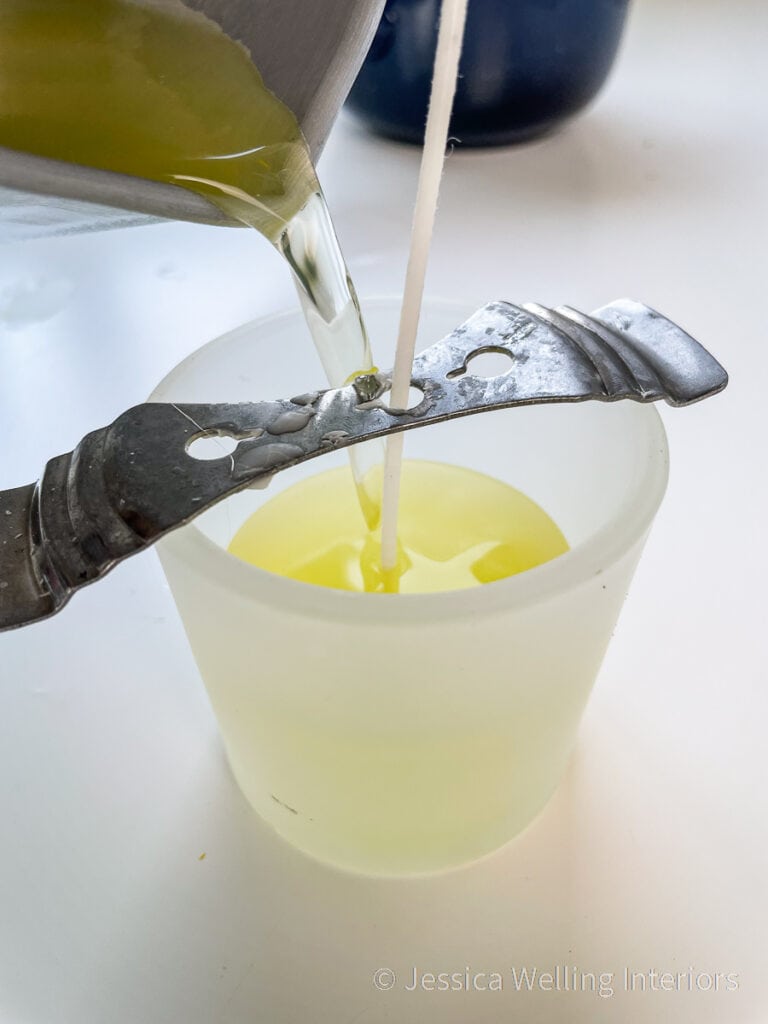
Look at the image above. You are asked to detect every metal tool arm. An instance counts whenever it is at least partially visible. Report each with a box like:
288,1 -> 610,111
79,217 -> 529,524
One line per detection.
0,299 -> 727,631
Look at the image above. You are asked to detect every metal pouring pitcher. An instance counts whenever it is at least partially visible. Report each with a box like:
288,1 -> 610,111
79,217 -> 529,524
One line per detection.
0,0 -> 386,240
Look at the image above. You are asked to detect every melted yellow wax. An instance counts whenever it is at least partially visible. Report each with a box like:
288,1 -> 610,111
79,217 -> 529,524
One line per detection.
228,460 -> 569,594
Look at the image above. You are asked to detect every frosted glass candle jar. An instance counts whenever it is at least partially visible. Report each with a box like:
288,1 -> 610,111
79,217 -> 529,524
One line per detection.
151,298 -> 669,876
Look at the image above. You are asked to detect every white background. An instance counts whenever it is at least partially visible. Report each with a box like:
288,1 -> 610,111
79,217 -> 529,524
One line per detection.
1,0 -> 766,1020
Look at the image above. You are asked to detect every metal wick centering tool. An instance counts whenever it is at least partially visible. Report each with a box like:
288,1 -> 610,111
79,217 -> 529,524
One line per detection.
0,298 -> 727,631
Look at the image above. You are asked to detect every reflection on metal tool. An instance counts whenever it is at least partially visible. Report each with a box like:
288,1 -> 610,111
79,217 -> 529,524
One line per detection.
0,298 -> 727,630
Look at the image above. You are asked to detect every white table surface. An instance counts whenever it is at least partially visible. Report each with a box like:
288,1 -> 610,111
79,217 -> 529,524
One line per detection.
1,0 -> 766,1021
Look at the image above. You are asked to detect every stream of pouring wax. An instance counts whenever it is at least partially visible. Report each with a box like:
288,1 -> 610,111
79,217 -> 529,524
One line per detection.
0,0 -> 382,524
229,462 -> 569,594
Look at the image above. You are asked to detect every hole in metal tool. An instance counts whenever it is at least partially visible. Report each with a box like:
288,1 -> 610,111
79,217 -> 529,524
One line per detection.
447,346 -> 515,380
387,383 -> 426,414
186,432 -> 239,461
356,382 -> 426,414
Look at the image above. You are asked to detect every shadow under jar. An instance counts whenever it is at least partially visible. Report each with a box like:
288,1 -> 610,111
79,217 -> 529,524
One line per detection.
346,0 -> 632,146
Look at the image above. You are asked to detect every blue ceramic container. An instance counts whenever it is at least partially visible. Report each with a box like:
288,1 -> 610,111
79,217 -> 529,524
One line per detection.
346,0 -> 631,146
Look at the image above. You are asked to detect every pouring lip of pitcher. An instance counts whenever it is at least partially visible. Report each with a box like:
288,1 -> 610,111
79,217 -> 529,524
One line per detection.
152,297 -> 671,629
0,0 -> 387,233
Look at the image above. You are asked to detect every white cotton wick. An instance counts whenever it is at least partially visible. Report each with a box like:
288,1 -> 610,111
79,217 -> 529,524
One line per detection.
379,0 -> 470,573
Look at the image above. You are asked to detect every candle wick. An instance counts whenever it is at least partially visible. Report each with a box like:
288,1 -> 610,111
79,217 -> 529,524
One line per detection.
379,0 -> 470,575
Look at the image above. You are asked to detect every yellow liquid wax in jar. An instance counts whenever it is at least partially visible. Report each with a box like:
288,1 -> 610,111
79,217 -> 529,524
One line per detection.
228,461 -> 569,593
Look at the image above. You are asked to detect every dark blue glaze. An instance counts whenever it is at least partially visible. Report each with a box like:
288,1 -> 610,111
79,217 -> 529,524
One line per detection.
346,0 -> 631,146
